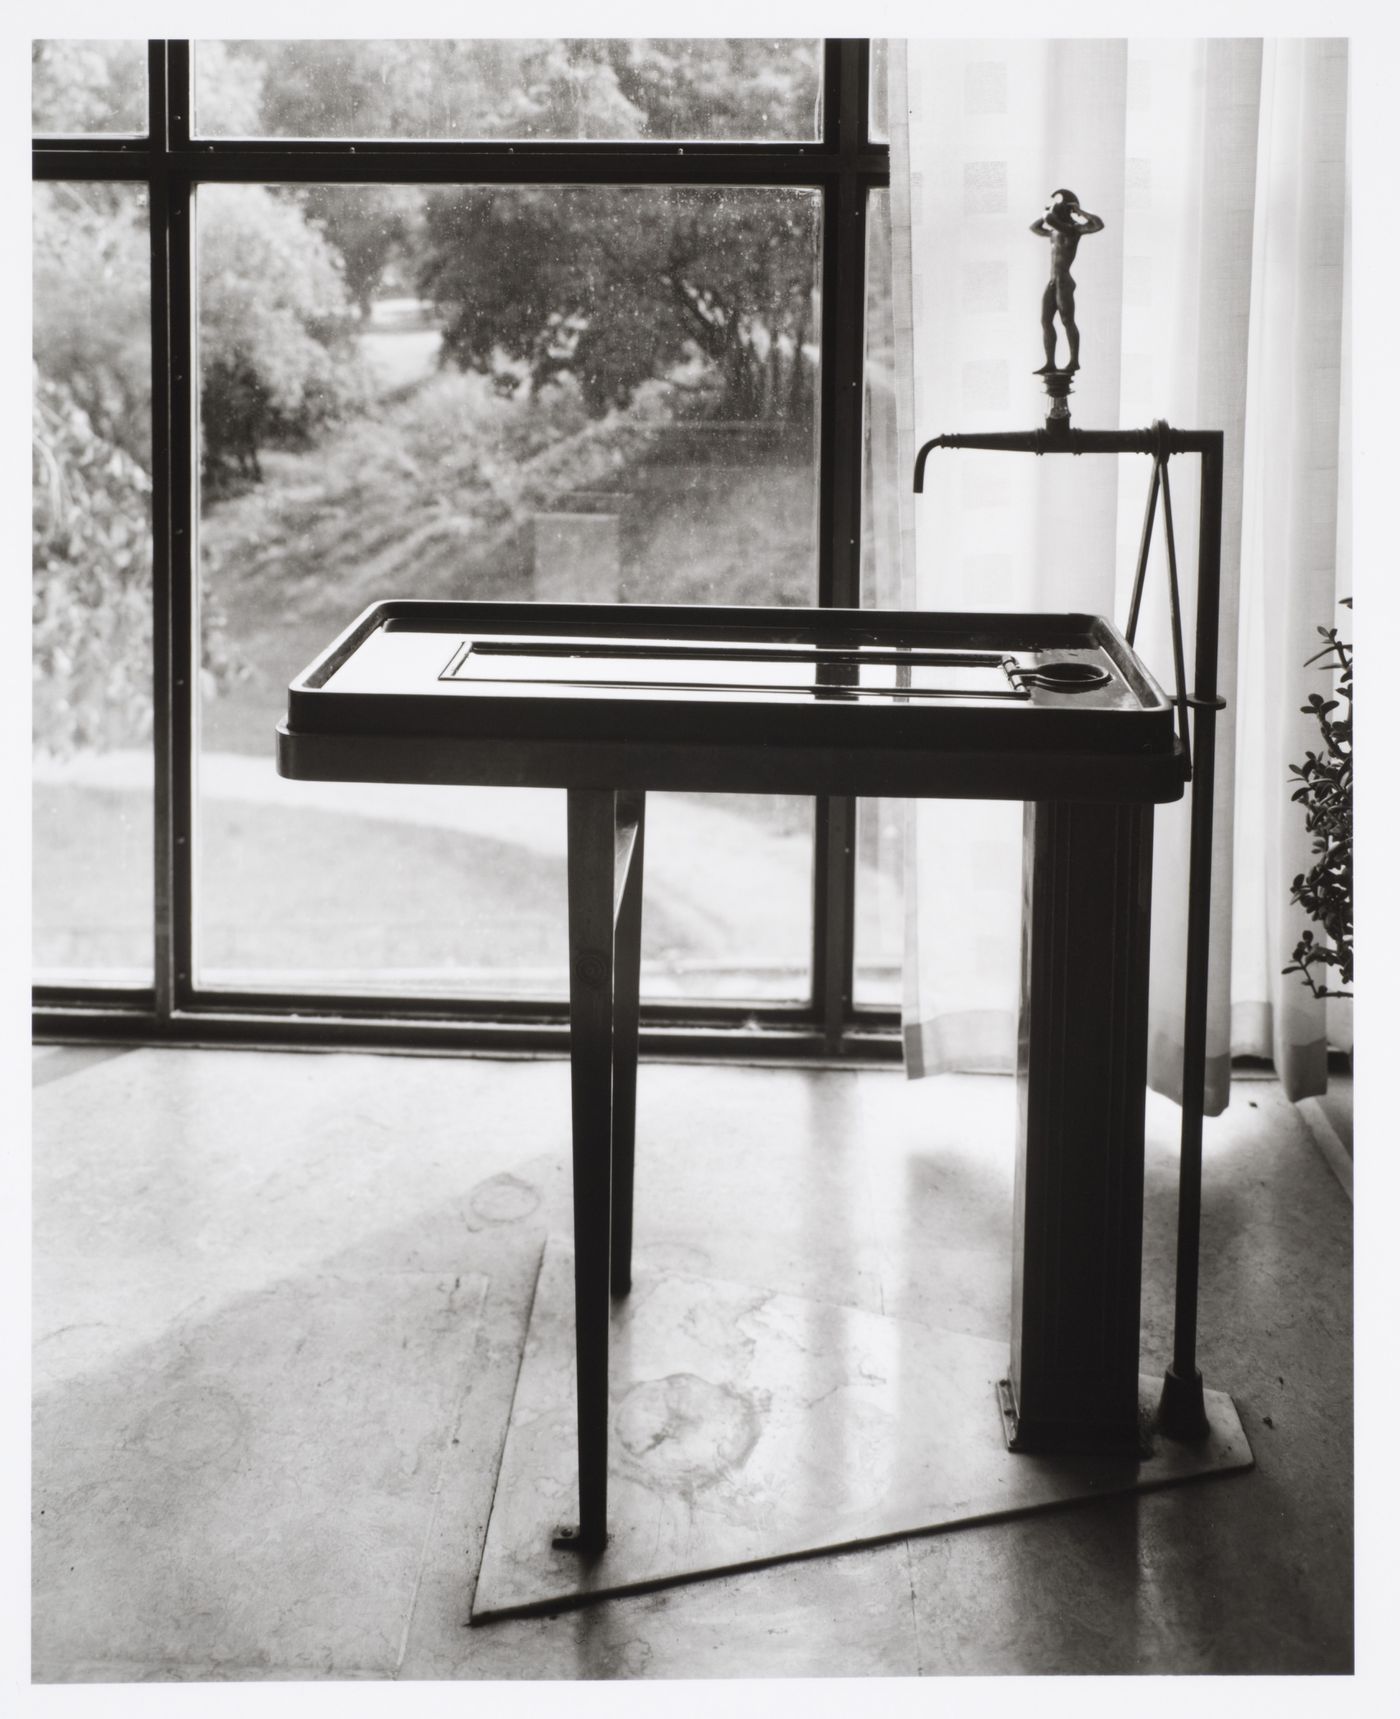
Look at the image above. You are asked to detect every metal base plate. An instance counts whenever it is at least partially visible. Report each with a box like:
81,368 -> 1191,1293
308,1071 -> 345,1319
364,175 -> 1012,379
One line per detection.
472,1239 -> 1252,1621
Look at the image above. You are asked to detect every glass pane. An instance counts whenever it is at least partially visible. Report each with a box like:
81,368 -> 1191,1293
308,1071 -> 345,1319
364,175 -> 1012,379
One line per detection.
195,182 -> 820,1001
640,794 -> 813,1001
869,39 -> 889,142
32,40 -> 147,135
861,187 -> 897,609
33,183 -> 153,984
855,186 -> 902,1007
854,798 -> 903,1007
194,39 -> 822,141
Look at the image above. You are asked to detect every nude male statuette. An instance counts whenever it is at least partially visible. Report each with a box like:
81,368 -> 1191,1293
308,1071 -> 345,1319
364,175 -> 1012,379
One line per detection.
1030,189 -> 1104,375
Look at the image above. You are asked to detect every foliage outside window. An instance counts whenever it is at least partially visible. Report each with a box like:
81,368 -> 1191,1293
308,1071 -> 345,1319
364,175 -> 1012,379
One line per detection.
191,39 -> 821,142
31,39 -> 147,134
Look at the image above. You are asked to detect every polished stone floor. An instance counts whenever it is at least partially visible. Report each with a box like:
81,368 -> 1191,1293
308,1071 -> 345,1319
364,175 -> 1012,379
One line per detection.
31,1044 -> 1353,1680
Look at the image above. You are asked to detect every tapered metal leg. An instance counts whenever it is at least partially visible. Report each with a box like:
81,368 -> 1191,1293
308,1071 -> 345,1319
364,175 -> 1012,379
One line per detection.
564,789 -> 618,1551
610,790 -> 645,1297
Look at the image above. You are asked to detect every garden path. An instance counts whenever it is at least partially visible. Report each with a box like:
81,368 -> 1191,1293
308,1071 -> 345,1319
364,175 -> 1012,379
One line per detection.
32,749 -> 899,963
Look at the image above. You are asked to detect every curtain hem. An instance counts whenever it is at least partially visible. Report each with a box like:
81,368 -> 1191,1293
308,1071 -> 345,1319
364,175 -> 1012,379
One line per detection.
904,1010 -> 1018,1080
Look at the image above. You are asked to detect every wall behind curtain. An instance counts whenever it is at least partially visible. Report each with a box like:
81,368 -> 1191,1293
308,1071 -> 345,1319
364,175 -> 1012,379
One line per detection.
887,38 -> 1349,1108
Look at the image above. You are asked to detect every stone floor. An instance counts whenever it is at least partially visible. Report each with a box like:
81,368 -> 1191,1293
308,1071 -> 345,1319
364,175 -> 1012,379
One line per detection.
30,1044 -> 1353,1681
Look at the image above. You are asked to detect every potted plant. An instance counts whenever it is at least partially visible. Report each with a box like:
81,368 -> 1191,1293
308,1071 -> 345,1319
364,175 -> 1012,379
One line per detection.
1284,598 -> 1352,1000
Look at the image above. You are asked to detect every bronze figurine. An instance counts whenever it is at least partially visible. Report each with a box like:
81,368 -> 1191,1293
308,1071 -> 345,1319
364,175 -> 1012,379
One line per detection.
1030,189 -> 1104,375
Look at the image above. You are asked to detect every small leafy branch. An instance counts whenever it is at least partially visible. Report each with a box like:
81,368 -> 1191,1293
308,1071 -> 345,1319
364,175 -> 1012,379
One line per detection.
1284,598 -> 1352,1000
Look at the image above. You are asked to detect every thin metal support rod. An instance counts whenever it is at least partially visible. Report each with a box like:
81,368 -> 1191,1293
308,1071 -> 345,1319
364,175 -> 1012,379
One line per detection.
1124,456 -> 1161,646
1159,436 -> 1224,1442
1158,459 -> 1194,776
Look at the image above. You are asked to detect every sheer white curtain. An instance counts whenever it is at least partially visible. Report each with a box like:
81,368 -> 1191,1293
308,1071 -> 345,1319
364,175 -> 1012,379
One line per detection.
887,38 -> 1349,1108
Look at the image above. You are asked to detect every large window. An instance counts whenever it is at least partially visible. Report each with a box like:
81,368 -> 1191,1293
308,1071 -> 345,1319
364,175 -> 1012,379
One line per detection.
32,179 -> 152,985
33,39 -> 895,1057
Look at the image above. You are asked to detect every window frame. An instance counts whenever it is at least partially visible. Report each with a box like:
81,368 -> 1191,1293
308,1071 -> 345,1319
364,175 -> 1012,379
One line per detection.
32,38 -> 898,1064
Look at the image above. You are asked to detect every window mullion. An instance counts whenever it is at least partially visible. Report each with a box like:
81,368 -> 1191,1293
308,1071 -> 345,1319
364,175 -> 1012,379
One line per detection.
812,39 -> 869,1048
148,40 -> 177,1016
156,41 -> 197,1012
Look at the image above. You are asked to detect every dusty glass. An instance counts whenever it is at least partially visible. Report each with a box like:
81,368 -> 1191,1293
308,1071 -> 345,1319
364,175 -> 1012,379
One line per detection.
855,187 -> 903,1005
193,39 -> 822,141
855,798 -> 903,1008
32,40 -> 147,135
869,39 -> 889,143
194,181 -> 820,1001
33,183 -> 153,984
